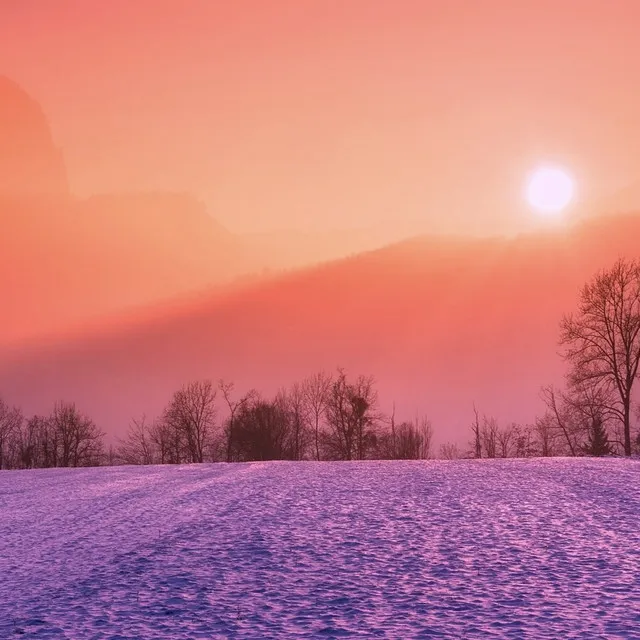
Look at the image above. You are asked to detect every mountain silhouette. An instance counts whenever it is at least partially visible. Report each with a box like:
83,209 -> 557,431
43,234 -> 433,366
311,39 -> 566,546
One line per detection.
2,211 -> 640,446
0,77 -> 251,341
0,76 -> 68,197
0,189 -> 252,343
4,75 -> 640,445
0,77 -> 401,344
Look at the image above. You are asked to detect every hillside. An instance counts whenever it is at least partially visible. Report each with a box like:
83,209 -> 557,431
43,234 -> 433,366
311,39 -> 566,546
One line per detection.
0,75 -> 410,346
2,212 -> 640,442
0,75 -> 251,343
0,192 -> 248,344
2,460 -> 639,637
0,193 -> 402,346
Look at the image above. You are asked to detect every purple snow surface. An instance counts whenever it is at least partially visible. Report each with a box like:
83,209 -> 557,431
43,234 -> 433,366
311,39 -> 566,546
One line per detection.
1,459 -> 639,639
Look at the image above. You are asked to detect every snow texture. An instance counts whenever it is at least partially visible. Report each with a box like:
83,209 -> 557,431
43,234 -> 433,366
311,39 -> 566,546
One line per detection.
1,459 -> 639,639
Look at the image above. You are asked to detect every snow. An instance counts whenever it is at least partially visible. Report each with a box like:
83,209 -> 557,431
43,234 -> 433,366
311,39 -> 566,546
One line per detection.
1,459 -> 639,639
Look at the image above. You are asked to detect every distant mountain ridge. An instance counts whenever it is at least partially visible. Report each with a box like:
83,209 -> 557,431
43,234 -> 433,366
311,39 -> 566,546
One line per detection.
2,211 -> 640,446
4,74 -> 640,445
0,191 -> 248,344
0,75 -> 68,196
0,77 -> 402,344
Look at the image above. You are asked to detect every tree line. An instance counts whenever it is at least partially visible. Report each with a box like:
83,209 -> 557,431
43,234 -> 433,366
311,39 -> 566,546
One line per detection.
0,369 -> 434,469
1,257 -> 640,470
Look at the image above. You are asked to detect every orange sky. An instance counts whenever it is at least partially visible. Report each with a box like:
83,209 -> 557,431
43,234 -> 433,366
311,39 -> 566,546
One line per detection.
2,0 -> 640,236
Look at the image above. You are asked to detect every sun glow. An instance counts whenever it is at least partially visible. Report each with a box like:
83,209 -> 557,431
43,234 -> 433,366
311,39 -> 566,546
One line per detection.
526,166 -> 575,215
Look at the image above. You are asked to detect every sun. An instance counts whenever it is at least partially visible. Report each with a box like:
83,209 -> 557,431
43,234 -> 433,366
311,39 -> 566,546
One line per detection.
525,165 -> 575,215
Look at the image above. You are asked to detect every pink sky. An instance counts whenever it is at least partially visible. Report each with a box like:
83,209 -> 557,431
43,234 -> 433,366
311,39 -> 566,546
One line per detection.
2,0 -> 640,235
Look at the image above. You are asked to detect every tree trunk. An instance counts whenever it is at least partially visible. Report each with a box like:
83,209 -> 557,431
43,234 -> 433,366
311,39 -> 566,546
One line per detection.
226,419 -> 233,463
624,399 -> 631,456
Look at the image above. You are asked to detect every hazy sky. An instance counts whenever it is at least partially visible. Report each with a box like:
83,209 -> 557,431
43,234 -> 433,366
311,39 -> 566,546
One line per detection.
2,0 -> 640,235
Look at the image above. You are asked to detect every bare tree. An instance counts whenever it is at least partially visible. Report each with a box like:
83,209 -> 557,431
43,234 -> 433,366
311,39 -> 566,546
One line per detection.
352,375 -> 379,461
533,413 -> 557,457
393,417 -> 433,459
388,403 -> 398,458
439,442 -> 460,460
560,258 -> 640,456
1,405 -> 105,470
149,419 -> 174,464
276,383 -> 310,460
470,404 -> 482,459
324,369 -> 379,460
376,410 -> 433,460
31,415 -> 57,468
219,380 -> 255,463
106,445 -> 119,466
567,382 -> 621,451
541,379 -> 621,454
302,371 -> 332,461
512,423 -> 535,458
118,415 -> 156,465
540,385 -> 580,456
497,423 -> 515,458
49,402 -> 104,467
481,416 -> 499,459
162,380 -> 217,463
233,395 -> 294,461
415,414 -> 434,460
0,398 -> 22,469
15,414 -> 45,469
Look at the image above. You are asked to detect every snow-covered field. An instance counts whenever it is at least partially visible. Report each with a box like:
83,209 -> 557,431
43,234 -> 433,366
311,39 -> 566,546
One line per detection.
1,460 -> 639,639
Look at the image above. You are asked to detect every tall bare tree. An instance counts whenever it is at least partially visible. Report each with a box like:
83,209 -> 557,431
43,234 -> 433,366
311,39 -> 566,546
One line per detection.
325,369 -> 379,460
163,380 -> 217,463
49,402 -> 104,467
219,380 -> 255,463
560,258 -> 640,456
302,371 -> 332,461
481,416 -> 498,459
118,415 -> 156,465
415,415 -> 434,460
390,416 -> 433,460
276,382 -> 309,461
497,423 -> 515,458
470,404 -> 482,458
540,385 -> 579,456
0,398 -> 22,469
533,413 -> 557,457
149,419 -> 175,464
31,415 -> 57,468
15,414 -> 45,468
